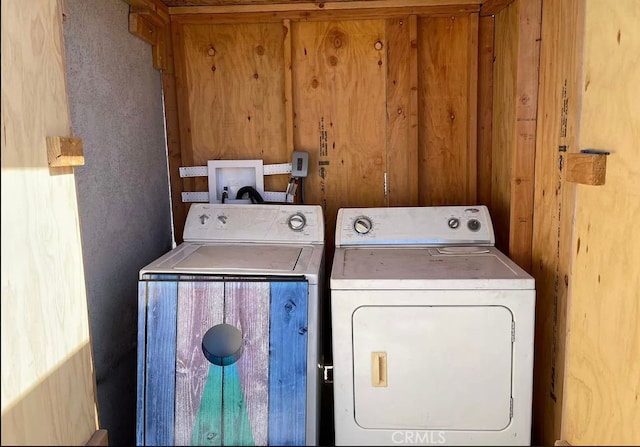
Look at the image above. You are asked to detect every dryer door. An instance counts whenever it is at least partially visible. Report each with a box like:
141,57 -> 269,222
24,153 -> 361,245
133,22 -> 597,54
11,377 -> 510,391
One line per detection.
352,305 -> 513,431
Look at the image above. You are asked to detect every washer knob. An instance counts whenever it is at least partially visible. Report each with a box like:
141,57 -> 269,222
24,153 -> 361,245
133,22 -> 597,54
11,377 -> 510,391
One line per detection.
467,218 -> 481,232
288,212 -> 307,231
448,217 -> 460,229
353,216 -> 373,235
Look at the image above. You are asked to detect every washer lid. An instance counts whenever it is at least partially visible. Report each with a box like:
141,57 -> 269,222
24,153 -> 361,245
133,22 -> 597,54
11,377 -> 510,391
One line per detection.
139,242 -> 323,283
174,245 -> 302,271
331,246 -> 534,290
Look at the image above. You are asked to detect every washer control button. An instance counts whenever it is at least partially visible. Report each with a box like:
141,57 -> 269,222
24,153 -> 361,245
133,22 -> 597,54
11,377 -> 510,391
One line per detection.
353,216 -> 373,235
448,217 -> 460,229
287,213 -> 307,231
467,218 -> 481,232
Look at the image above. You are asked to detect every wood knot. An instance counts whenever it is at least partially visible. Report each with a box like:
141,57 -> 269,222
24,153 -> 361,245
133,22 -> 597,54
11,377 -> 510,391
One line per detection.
255,45 -> 265,56
311,78 -> 319,88
329,55 -> 338,66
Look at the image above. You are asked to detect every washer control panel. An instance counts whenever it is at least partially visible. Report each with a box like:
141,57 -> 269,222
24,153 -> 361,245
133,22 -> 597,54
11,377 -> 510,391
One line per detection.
184,203 -> 324,243
335,206 -> 495,247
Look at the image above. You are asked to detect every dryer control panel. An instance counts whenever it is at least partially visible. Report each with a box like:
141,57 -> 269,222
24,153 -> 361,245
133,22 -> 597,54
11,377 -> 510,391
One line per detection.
184,203 -> 324,243
335,206 -> 495,247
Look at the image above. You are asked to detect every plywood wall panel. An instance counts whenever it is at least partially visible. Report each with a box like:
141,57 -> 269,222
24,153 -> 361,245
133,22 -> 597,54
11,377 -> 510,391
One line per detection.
169,12 -> 487,244
177,22 -> 288,194
385,15 -> 419,206
1,0 -> 98,443
418,14 -> 477,206
561,0 -> 640,444
530,0 -> 582,443
292,19 -> 388,244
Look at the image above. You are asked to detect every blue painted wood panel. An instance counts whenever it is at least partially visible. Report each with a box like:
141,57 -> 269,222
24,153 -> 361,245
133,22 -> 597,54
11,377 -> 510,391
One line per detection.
268,281 -> 308,446
139,277 -> 309,446
175,281 -> 225,445
144,280 -> 178,446
136,282 -> 148,447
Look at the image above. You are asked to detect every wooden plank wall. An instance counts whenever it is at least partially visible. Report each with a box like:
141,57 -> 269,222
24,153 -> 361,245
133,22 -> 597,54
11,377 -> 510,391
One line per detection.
476,15 -> 494,207
167,7 -> 485,244
0,0 -> 99,444
418,14 -> 478,206
561,0 -> 640,444
491,0 -> 541,269
292,19 -> 388,249
490,2 -> 517,254
530,0 -> 583,443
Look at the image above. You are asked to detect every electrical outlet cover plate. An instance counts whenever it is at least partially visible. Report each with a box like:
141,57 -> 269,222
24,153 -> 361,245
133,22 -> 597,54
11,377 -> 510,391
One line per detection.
291,151 -> 309,178
207,160 -> 265,203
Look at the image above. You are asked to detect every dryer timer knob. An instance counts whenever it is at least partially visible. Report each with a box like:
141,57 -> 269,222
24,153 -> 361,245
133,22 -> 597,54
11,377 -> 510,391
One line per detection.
288,213 -> 307,231
353,216 -> 373,235
467,218 -> 481,232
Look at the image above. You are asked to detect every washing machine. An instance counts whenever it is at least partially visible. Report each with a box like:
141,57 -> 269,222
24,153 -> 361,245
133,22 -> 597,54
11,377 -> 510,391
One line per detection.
136,203 -> 325,446
330,205 -> 535,446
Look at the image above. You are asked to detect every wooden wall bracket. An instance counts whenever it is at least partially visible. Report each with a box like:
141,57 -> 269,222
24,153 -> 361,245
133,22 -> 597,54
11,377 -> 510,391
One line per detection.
46,136 -> 84,167
480,0 -> 516,17
125,0 -> 170,70
565,149 -> 609,186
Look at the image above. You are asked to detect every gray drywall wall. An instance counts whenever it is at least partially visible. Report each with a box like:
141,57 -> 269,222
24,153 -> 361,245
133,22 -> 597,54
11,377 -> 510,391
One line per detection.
63,1 -> 173,444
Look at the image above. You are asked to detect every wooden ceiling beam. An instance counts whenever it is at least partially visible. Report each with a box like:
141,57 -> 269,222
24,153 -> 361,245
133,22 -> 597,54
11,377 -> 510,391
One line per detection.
165,0 -> 481,16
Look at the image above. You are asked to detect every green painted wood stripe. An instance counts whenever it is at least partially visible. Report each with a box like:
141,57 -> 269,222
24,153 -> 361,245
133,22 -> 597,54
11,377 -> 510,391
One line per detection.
191,364 -> 223,446
223,363 -> 255,446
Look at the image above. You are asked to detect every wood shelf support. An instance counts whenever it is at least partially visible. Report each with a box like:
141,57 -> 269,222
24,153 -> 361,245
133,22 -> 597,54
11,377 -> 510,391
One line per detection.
565,150 -> 609,186
46,136 -> 84,167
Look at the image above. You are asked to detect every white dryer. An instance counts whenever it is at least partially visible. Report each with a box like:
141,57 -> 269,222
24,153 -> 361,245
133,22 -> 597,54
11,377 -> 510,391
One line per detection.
137,203 -> 324,446
330,206 -> 535,446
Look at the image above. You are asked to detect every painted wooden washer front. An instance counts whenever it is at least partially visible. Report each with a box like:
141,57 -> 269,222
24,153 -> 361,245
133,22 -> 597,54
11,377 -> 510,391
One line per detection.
137,275 -> 309,446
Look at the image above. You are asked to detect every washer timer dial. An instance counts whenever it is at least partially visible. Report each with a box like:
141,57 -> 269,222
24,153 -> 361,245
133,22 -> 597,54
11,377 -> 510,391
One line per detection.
467,218 -> 481,232
287,212 -> 307,231
353,216 -> 373,235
